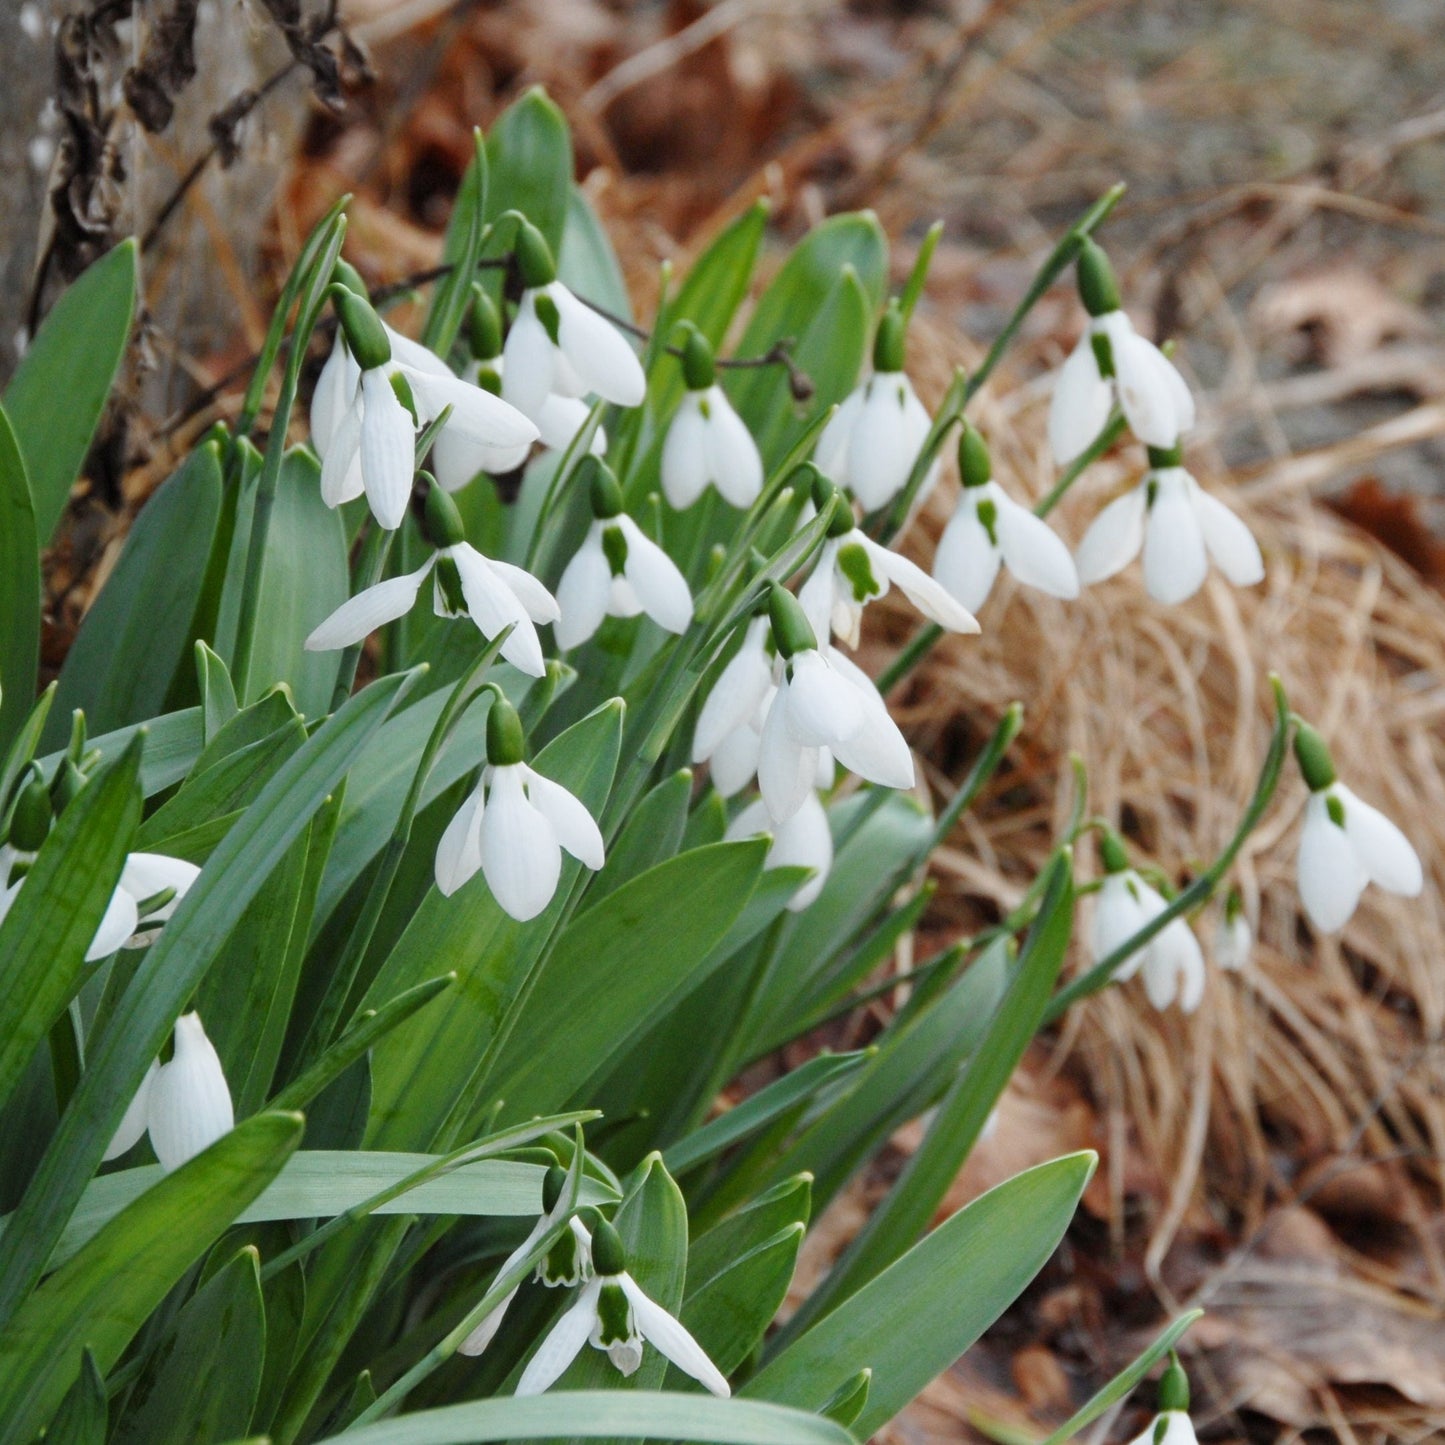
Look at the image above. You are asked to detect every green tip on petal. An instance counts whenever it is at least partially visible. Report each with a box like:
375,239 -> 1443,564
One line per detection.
1158,1354 -> 1190,1414
1292,720 -> 1337,792
590,1217 -> 626,1276
587,459 -> 625,520
767,582 -> 818,659
872,300 -> 906,373
680,325 -> 716,390
423,478 -> 466,549
1146,442 -> 1184,469
1077,237 -> 1122,318
541,1164 -> 569,1213
331,258 -> 368,297
468,285 -> 502,360
486,696 -> 526,767
516,221 -> 558,289
1099,828 -> 1130,875
8,770 -> 52,852
958,423 -> 992,489
330,284 -> 391,371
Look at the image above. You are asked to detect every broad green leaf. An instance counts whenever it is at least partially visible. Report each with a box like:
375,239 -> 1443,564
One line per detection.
560,186 -> 632,322
745,1153 -> 1096,1435
0,1111 -> 302,1445
5,240 -> 136,543
112,1245 -> 266,1445
486,88 -> 573,253
40,1347 -> 105,1445
311,1393 -> 855,1445
671,201 -> 770,352
483,838 -> 769,1120
587,766 -> 691,904
43,707 -> 204,798
0,739 -> 141,1114
234,447 -> 349,715
0,672 -> 417,1320
44,440 -> 224,748
678,1222 -> 803,1375
197,640 -> 240,742
0,405 -> 38,756
0,683 -> 53,816
688,1176 -> 812,1292
255,1258 -> 307,1433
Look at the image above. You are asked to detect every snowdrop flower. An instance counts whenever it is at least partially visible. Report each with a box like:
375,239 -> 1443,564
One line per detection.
1092,832 -> 1205,1014
1292,722 -> 1422,934
315,285 -> 538,529
1048,238 -> 1194,463
0,773 -> 199,961
305,482 -> 558,678
1213,890 -> 1252,972
726,791 -> 834,911
502,221 -> 645,426
434,694 -> 604,921
815,302 -> 936,513
757,584 -> 913,824
1075,444 -> 1264,605
459,1165 -> 590,1357
661,328 -> 762,509
555,461 -> 692,649
1125,1356 -> 1199,1445
517,1218 -> 729,1397
103,1013 -> 233,1171
933,424 -> 1080,613
798,474 -> 977,648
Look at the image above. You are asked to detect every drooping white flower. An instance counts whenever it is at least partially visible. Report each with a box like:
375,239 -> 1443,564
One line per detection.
103,1013 -> 234,1170
1092,835 -> 1205,1014
316,291 -> 538,529
1075,454 -> 1263,605
933,425 -> 1079,613
1213,893 -> 1252,972
1292,723 -> 1422,934
757,584 -> 913,825
726,791 -> 834,911
797,485 -> 978,648
661,329 -> 763,509
517,1219 -> 728,1397
434,696 -> 604,921
554,462 -> 692,649
304,484 -> 558,678
1048,239 -> 1194,463
501,222 -> 645,428
815,305 -> 936,513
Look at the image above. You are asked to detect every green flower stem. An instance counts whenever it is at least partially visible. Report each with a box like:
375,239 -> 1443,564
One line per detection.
330,522 -> 397,711
876,622 -> 943,696
1044,675 -> 1292,1022
1034,410 -> 1127,518
231,212 -> 348,697
525,399 -> 609,573
873,367 -> 969,544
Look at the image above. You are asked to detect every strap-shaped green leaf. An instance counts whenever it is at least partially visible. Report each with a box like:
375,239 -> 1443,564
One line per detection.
0,405 -> 38,757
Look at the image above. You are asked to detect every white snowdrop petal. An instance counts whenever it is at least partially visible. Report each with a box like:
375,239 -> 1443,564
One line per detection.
1076,486 -> 1147,585
102,1060 -> 158,1162
147,1013 -> 234,1172
1142,472 -> 1208,605
661,395 -> 710,509
618,517 -> 692,634
993,490 -> 1081,599
311,333 -> 356,455
555,529 -> 614,650
757,689 -> 818,824
692,622 -> 772,762
84,883 -> 139,962
705,388 -> 764,507
535,392 -> 603,454
723,798 -> 773,844
846,375 -> 918,511
383,325 -> 453,378
526,769 -> 605,870
1158,1412 -> 1200,1445
620,1275 -> 731,1397
359,369 -> 417,530
1297,794 -> 1369,933
1144,920 -> 1206,1013
451,548 -> 545,677
1189,481 -> 1264,587
305,565 -> 432,651
1091,872 -> 1154,978
553,285 -> 646,407
771,790 -> 834,911
320,399 -> 365,509
933,499 -> 1001,614
823,649 -> 914,789
1215,911 -> 1251,972
409,369 -> 538,470
709,722 -> 763,797
814,387 -> 862,480
118,853 -> 201,923
480,766 -> 561,921
457,1287 -> 519,1358
864,535 -> 979,633
1048,334 -> 1113,465
501,300 -> 558,422
435,787 -> 485,897
1337,786 -> 1423,897
797,544 -> 840,650
784,651 -> 864,747
516,1278 -> 602,1395
1109,322 -> 1187,448
486,558 -> 561,625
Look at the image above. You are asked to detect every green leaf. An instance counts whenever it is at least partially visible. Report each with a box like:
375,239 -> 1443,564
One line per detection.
0,404 -> 38,757
197,640 -> 240,743
233,447 -> 350,716
588,766 -> 691,904
688,1176 -> 811,1293
483,838 -> 769,1120
679,1222 -> 803,1376
0,1111 -> 302,1445
560,186 -> 632,322
41,1347 -> 106,1445
0,671 -> 417,1320
311,1394 -> 855,1445
428,130 -> 490,353
45,707 -> 204,798
0,739 -> 141,1115
670,201 -> 770,352
5,240 -> 136,544
111,1245 -> 266,1445
486,87 -> 573,254
745,1153 -> 1096,1435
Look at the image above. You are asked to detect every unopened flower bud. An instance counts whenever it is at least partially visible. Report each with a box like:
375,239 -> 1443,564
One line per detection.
486,696 -> 526,768
50,758 -> 86,814
1076,238 -> 1122,318
1158,1354 -> 1190,1414
586,459 -> 625,520
872,301 -> 906,374
958,423 -> 992,489
1292,720 -> 1337,793
1099,828 -> 1130,875
423,478 -> 466,549
330,285 -> 391,371
767,581 -> 818,659
515,221 -> 558,290
679,326 -> 716,390
8,770 -> 51,852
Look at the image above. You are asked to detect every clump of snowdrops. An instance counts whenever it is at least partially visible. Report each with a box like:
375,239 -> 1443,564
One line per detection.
0,90 -> 1422,1444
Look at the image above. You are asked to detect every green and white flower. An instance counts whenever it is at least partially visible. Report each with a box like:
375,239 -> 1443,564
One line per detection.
661,329 -> 762,509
